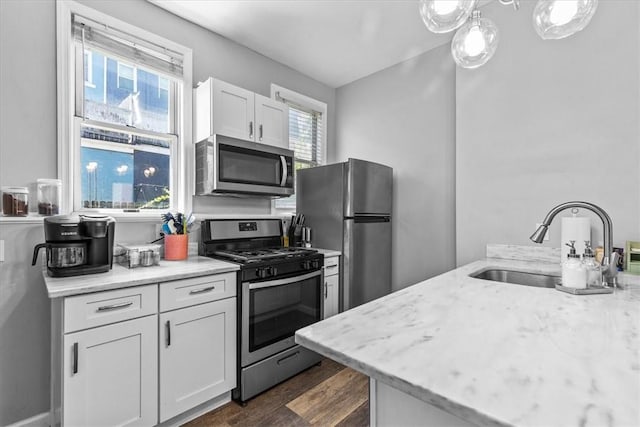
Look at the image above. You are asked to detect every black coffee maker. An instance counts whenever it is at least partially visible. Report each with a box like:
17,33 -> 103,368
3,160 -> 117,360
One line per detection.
32,214 -> 116,277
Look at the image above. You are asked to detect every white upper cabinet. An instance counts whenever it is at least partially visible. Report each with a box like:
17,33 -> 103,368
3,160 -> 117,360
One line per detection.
212,79 -> 255,141
195,77 -> 289,149
254,93 -> 289,148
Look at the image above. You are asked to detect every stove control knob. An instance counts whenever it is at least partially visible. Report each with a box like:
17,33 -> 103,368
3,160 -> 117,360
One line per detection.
268,266 -> 278,277
302,260 -> 312,270
257,268 -> 268,279
312,260 -> 320,269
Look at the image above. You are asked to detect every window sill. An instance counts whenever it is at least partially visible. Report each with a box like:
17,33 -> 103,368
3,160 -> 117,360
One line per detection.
0,212 -> 165,225
0,215 -> 45,224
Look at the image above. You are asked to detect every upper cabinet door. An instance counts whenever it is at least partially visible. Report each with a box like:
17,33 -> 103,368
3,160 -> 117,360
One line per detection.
212,79 -> 255,141
255,94 -> 289,149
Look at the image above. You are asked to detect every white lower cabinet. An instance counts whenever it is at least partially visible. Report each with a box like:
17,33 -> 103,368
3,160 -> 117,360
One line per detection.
159,297 -> 236,422
324,274 -> 339,318
62,315 -> 158,427
323,255 -> 340,319
53,273 -> 237,427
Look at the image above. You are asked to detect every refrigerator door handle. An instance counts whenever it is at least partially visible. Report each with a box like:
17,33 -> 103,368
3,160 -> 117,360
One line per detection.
342,219 -> 353,312
348,215 -> 391,223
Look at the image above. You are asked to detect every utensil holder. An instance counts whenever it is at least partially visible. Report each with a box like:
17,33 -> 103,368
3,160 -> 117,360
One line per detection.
164,234 -> 188,260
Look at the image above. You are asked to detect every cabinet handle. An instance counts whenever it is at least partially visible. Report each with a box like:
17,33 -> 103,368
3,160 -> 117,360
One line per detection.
249,121 -> 254,138
259,124 -> 263,141
189,286 -> 215,295
96,301 -> 133,312
72,342 -> 78,374
165,321 -> 171,347
324,282 -> 328,299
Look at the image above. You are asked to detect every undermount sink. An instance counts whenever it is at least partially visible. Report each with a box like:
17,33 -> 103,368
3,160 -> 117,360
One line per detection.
469,268 -> 561,288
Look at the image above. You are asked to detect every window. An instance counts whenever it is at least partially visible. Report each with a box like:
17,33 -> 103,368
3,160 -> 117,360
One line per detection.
116,62 -> 135,91
57,1 -> 192,215
271,85 -> 327,211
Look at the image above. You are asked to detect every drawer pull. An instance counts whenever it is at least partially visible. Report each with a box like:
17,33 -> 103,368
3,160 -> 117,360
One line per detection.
189,286 -> 215,295
165,321 -> 171,347
72,342 -> 78,374
324,282 -> 328,298
277,351 -> 300,365
96,301 -> 133,312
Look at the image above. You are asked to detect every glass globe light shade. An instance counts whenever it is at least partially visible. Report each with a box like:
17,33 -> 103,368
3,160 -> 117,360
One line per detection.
533,0 -> 598,40
419,0 -> 478,33
451,11 -> 499,69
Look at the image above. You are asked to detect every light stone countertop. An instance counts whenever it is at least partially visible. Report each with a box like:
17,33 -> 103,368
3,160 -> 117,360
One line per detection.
296,257 -> 640,427
43,256 -> 239,298
312,248 -> 342,258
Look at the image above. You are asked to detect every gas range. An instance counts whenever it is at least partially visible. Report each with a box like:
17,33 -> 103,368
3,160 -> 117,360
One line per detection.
198,218 -> 324,403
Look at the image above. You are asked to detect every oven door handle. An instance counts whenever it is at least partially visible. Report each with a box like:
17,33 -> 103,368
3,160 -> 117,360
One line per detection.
248,270 -> 321,290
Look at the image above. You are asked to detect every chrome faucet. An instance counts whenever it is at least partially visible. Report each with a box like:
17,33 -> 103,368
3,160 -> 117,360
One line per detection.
530,201 -> 619,287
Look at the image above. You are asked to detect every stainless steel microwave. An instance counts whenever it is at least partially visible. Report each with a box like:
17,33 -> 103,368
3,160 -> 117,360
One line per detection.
195,134 -> 295,197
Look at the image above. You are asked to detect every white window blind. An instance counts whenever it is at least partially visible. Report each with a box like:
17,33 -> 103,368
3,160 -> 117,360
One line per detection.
288,104 -> 323,168
73,14 -> 184,78
274,88 -> 327,210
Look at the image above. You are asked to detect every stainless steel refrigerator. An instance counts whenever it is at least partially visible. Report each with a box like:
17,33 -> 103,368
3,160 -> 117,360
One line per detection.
297,158 -> 392,311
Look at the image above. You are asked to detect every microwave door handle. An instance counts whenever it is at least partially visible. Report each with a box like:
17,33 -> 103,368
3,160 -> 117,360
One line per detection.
280,155 -> 288,187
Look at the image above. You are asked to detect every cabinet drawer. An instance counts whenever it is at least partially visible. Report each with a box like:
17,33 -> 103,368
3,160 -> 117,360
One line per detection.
324,256 -> 339,277
324,256 -> 339,268
64,284 -> 158,333
160,272 -> 236,312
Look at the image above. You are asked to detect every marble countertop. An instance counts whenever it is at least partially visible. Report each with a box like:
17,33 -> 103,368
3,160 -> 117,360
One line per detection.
44,256 -> 239,298
312,248 -> 342,258
296,257 -> 640,427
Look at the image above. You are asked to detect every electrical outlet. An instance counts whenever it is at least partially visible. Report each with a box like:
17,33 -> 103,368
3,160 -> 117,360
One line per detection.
536,223 -> 550,241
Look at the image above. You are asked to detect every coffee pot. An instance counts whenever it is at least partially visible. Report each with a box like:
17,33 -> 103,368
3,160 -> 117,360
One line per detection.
32,214 -> 115,277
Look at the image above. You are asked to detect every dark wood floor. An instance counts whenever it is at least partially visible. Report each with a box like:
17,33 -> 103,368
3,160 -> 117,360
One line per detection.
185,358 -> 369,427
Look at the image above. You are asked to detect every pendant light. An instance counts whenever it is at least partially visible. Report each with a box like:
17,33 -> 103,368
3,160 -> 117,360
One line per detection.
533,0 -> 598,40
419,0 -> 478,33
451,10 -> 499,69
419,0 -> 598,69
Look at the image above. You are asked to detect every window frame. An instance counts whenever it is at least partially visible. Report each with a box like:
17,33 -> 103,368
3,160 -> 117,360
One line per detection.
56,0 -> 193,220
270,84 -> 327,214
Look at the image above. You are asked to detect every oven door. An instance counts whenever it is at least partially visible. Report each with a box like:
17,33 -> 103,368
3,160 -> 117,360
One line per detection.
241,270 -> 323,367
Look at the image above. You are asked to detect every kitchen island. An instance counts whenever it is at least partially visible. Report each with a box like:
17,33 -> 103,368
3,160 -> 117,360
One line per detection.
295,248 -> 640,426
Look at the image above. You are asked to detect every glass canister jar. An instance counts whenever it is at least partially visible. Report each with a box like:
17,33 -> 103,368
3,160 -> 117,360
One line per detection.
1,187 -> 29,216
37,179 -> 62,216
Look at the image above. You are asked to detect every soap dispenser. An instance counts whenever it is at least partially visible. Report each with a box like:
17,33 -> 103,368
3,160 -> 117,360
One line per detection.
582,240 -> 601,288
562,240 -> 587,289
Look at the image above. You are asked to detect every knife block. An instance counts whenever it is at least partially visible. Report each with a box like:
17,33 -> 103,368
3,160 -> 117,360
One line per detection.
290,226 -> 302,248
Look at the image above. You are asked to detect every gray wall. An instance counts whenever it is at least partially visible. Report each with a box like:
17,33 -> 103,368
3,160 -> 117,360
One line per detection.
456,0 -> 640,265
0,0 -> 335,424
335,43 -> 457,291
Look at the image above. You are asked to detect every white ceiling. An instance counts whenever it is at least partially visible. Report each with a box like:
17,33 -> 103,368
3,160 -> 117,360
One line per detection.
148,0 -> 461,88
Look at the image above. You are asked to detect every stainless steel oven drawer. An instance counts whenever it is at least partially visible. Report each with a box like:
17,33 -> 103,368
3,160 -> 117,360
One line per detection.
237,345 -> 322,402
